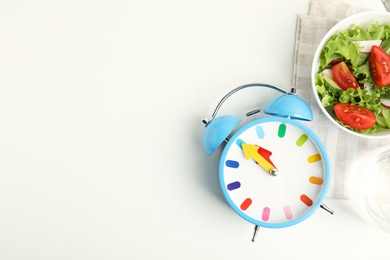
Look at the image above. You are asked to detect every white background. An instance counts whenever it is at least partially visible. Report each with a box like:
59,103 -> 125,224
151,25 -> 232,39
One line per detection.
1,0 -> 389,259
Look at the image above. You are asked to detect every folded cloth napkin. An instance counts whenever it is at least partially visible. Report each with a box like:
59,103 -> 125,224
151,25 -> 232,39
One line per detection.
292,0 -> 390,199
384,0 -> 390,11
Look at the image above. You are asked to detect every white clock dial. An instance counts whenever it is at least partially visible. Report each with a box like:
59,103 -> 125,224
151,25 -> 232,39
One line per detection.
219,116 -> 330,228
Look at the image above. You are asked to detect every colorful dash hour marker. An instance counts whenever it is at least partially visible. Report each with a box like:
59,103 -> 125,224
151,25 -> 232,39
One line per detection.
307,154 -> 321,163
225,160 -> 239,168
278,123 -> 286,138
240,198 -> 252,210
309,176 -> 323,185
262,207 -> 270,221
296,134 -> 308,147
283,206 -> 293,220
256,125 -> 265,139
227,181 -> 241,191
236,138 -> 244,149
300,194 -> 313,206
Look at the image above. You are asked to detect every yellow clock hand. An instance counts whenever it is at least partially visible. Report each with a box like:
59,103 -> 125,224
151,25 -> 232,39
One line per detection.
242,143 -> 278,176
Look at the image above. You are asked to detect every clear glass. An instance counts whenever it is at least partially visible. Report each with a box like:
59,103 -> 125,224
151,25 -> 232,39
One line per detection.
352,146 -> 390,232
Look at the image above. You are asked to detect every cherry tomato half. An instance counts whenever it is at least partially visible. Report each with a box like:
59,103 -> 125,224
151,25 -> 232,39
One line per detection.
334,103 -> 376,130
369,45 -> 390,87
331,61 -> 359,90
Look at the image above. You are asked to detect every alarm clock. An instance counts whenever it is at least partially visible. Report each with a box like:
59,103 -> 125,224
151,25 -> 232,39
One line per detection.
202,83 -> 333,241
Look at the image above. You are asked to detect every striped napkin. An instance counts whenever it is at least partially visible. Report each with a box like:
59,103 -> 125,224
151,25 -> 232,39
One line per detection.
292,0 -> 390,199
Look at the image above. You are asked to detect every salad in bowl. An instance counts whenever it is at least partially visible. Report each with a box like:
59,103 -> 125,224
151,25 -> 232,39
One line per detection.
312,11 -> 390,138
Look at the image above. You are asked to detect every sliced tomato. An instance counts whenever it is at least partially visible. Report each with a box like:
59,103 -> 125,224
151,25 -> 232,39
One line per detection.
331,61 -> 359,90
369,45 -> 390,87
334,103 -> 376,130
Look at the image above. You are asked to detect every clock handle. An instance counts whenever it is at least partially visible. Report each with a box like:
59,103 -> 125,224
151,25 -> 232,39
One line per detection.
202,83 -> 287,125
320,203 -> 334,215
251,225 -> 260,242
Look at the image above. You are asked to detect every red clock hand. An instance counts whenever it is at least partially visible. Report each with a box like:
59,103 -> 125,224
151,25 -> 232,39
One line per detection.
257,146 -> 276,168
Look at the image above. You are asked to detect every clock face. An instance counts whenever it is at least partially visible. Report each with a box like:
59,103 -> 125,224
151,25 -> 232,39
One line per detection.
219,116 -> 330,228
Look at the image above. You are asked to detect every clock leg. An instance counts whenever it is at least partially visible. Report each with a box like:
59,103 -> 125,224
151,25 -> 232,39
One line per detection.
320,203 -> 334,215
251,225 -> 260,242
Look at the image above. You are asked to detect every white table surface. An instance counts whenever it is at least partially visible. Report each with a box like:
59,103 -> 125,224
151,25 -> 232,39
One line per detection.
1,0 -> 390,259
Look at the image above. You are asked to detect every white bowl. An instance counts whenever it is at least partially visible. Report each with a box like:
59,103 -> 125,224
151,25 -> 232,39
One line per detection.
311,11 -> 390,139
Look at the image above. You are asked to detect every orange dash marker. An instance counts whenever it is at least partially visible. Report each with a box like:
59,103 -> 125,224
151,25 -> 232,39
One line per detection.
309,176 -> 323,185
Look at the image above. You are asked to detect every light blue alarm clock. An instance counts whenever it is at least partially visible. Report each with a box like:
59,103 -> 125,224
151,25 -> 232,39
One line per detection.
202,83 -> 333,241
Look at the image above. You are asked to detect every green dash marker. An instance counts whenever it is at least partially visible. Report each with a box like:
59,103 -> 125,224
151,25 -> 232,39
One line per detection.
278,123 -> 286,138
296,134 -> 308,147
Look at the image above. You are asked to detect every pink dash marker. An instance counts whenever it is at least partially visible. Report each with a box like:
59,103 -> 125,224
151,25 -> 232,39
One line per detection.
283,206 -> 293,220
262,207 -> 270,221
